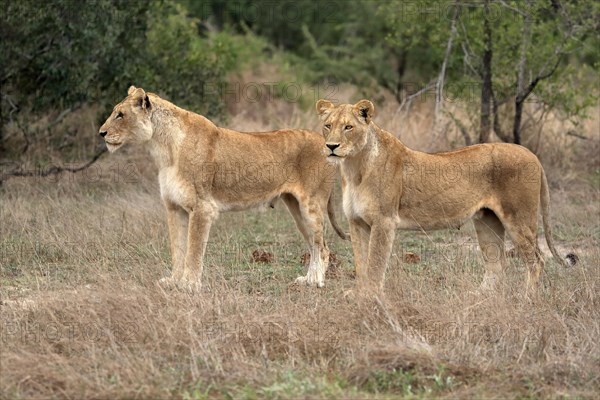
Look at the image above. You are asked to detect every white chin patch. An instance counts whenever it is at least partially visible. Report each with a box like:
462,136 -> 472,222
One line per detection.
326,155 -> 342,164
106,143 -> 123,153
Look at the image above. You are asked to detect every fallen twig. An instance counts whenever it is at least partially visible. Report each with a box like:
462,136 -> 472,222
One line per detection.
1,147 -> 107,182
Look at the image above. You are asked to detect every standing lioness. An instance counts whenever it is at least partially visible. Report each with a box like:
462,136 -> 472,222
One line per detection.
99,86 -> 347,291
316,99 -> 569,296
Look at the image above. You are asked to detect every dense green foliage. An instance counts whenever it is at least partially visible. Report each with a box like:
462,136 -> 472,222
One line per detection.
1,0 -> 148,113
0,0 -> 598,160
0,0 -> 242,118
382,0 -> 599,138
181,0 -> 400,91
0,0 -> 238,161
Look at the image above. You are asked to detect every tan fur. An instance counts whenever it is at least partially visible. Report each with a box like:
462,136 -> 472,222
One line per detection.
98,86 -> 348,291
316,99 -> 569,296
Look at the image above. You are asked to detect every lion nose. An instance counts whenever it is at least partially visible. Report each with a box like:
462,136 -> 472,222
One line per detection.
326,143 -> 340,151
99,131 -> 108,138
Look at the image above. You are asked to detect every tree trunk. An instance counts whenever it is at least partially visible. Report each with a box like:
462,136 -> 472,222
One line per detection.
513,98 -> 524,145
0,103 -> 4,157
394,49 -> 408,103
0,74 -> 5,157
479,0 -> 493,143
429,0 -> 460,149
513,0 -> 532,144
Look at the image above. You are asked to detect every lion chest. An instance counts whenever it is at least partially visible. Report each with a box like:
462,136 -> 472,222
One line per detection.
158,167 -> 194,210
343,184 -> 368,220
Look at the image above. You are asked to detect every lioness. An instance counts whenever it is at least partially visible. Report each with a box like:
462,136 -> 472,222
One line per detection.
98,86 -> 347,291
316,99 -> 569,296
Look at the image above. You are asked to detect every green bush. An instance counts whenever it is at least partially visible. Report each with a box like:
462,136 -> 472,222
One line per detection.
0,0 -> 240,160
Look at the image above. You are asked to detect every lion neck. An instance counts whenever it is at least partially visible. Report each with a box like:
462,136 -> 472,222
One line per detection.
144,95 -> 186,170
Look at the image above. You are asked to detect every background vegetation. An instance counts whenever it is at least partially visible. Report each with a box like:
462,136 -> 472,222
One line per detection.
1,0 -> 599,398
1,0 -> 598,166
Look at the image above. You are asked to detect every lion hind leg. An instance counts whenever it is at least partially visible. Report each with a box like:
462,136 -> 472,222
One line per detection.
473,209 -> 506,292
285,195 -> 328,288
282,194 -> 311,243
513,228 -> 544,298
500,213 -> 543,298
305,203 -> 328,288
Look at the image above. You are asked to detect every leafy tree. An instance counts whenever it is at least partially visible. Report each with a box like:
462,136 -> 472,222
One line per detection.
0,0 -> 235,164
0,0 -> 149,157
381,0 -> 599,144
136,0 -> 236,118
181,0 -> 400,93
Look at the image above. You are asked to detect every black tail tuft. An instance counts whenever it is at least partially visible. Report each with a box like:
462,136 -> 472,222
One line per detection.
565,253 -> 578,267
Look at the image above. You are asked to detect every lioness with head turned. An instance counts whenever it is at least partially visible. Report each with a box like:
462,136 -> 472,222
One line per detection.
99,86 -> 348,291
316,99 -> 569,297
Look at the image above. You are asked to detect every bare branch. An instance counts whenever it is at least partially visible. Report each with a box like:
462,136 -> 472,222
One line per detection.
460,41 -> 480,78
519,54 -> 564,105
430,0 -> 460,149
497,0 -> 527,17
459,19 -> 480,77
394,80 -> 436,118
14,118 -> 31,155
491,91 -> 511,142
516,1 -> 532,102
446,109 -> 472,146
434,1 -> 460,121
1,147 -> 107,181
3,93 -> 20,121
566,130 -> 588,140
47,106 -> 78,130
517,0 -> 573,103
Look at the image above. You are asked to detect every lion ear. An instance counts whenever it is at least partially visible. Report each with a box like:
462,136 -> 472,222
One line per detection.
353,99 -> 374,124
130,87 -> 151,111
316,99 -> 334,116
142,94 -> 151,111
127,85 -> 137,96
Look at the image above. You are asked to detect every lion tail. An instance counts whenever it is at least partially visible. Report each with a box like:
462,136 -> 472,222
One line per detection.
328,192 -> 350,241
540,168 -> 573,268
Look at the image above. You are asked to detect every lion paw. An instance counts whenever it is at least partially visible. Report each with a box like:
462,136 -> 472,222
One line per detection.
175,279 -> 202,294
295,275 -> 324,288
158,276 -> 177,290
479,274 -> 500,293
343,289 -> 356,300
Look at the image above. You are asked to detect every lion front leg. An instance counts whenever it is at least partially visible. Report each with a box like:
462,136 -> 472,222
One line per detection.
160,203 -> 189,288
178,206 -> 217,292
349,218 -> 370,281
363,220 -> 395,293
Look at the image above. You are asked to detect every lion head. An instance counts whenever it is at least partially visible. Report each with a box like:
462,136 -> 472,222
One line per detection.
315,99 -> 375,159
99,86 -> 153,152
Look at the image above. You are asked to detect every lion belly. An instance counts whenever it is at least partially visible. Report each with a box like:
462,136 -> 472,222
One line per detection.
214,194 -> 280,212
396,202 -> 485,231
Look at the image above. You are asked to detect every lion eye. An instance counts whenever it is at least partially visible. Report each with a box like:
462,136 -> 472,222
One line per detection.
324,124 -> 332,130
345,125 -> 353,130
116,112 -> 124,119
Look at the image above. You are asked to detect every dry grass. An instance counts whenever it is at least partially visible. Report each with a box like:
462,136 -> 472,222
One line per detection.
1,83 -> 599,399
